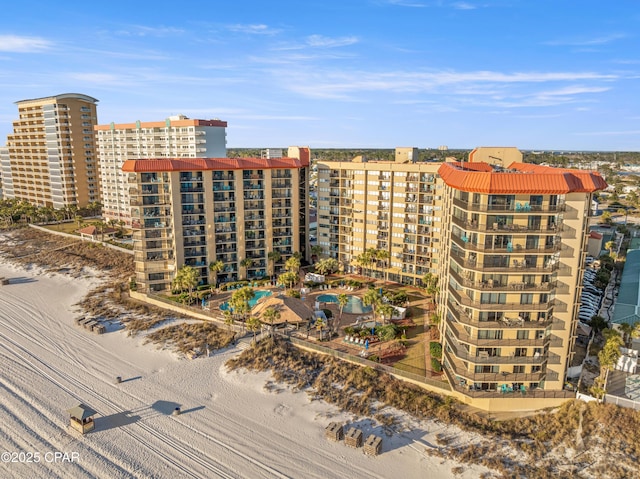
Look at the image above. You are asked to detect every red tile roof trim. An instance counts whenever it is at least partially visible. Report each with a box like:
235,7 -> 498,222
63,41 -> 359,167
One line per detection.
122,157 -> 309,172
438,162 -> 607,194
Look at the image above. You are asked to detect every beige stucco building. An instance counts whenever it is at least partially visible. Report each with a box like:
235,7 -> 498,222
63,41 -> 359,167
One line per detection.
0,93 -> 100,209
317,147 -> 607,411
123,147 -> 310,293
95,115 -> 227,225
316,148 -> 443,285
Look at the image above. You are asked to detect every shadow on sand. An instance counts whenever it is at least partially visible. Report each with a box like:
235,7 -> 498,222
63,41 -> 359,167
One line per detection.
121,376 -> 142,383
341,418 -> 430,454
94,401 -> 206,432
95,411 -> 141,432
5,277 -> 37,284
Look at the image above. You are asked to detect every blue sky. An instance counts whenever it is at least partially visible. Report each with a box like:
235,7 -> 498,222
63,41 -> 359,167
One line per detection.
0,0 -> 639,151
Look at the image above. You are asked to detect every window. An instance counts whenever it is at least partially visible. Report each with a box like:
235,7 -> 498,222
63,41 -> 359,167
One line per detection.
516,330 -> 529,340
513,365 -> 525,374
520,293 -> 533,304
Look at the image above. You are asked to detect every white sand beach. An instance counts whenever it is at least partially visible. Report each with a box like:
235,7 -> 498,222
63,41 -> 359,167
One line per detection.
0,260 -> 488,479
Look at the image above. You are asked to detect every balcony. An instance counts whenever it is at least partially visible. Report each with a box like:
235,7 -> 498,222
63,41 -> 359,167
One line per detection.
450,252 -> 559,274
452,197 -> 566,213
447,300 -> 554,329
448,268 -> 555,293
451,233 -> 561,255
444,350 -> 549,383
451,216 -> 561,234
446,316 -> 559,348
448,288 -> 555,312
445,332 -> 561,365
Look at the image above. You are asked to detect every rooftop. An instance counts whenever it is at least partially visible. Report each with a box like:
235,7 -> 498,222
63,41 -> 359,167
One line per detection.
122,157 -> 309,172
438,161 -> 607,194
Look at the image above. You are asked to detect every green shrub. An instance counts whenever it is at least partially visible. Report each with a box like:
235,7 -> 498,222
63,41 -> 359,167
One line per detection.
322,308 -> 333,319
287,289 -> 301,298
377,324 -> 398,341
430,341 -> 443,359
344,326 -> 355,335
431,357 -> 442,372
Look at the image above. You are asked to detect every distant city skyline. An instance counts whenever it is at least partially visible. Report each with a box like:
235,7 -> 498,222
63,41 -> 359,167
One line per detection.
1,1 -> 639,151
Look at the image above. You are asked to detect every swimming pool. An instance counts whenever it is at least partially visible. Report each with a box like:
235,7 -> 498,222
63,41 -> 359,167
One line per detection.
316,294 -> 373,315
220,290 -> 272,311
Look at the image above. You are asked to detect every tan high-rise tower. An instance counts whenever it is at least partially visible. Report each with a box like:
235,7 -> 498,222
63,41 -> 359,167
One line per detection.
0,93 -> 100,209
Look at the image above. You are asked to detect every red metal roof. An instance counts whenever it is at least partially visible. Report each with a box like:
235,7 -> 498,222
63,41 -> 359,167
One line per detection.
122,157 -> 309,172
438,162 -> 607,194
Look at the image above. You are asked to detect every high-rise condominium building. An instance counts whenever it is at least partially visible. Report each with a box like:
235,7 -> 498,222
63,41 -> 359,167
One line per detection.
317,147 -> 607,410
95,115 -> 227,225
123,147 -> 310,293
316,148 -> 443,285
0,93 -> 100,209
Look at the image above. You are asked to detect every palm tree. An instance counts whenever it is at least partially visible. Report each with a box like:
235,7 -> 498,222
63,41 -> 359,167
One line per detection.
378,303 -> 396,324
597,330 -> 623,398
94,220 -> 107,241
208,260 -> 225,292
246,315 -> 262,345
285,255 -> 301,274
315,258 -> 339,276
619,323 -> 635,348
335,293 -> 349,334
223,310 -> 234,331
374,249 -> 390,282
423,273 -> 439,309
605,240 -> 616,256
172,265 -> 199,303
262,307 -> 281,337
240,258 -> 253,278
277,271 -> 298,290
268,251 -> 282,277
229,286 -> 255,323
362,288 -> 383,324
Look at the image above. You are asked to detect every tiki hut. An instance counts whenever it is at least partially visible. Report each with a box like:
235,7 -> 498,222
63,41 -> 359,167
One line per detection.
252,295 -> 315,328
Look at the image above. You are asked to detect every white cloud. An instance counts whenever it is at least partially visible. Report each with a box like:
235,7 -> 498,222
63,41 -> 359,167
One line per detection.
452,2 -> 477,10
0,35 -> 52,52
226,24 -> 281,35
545,33 -> 627,47
535,86 -> 611,96
279,68 -> 618,99
114,25 -> 184,37
306,35 -> 359,48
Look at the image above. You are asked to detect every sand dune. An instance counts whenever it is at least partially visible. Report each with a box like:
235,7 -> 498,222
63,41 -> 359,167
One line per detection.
0,260 -> 486,479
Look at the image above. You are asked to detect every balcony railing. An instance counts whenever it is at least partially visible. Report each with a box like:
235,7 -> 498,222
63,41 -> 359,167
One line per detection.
450,233 -> 561,255
452,197 -> 566,213
451,216 -> 561,234
446,316 -> 561,348
448,288 -> 555,312
445,332 -> 562,365
450,252 -> 559,274
448,268 -> 555,293
447,301 -> 554,330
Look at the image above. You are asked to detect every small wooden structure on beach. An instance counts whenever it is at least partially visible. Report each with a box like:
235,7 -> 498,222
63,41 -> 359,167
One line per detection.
364,434 -> 382,456
0,277 -> 9,285
325,422 -> 344,442
67,403 -> 97,434
345,427 -> 363,448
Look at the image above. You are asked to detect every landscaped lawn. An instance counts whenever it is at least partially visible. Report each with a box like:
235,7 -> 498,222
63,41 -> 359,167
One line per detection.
41,219 -> 99,235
